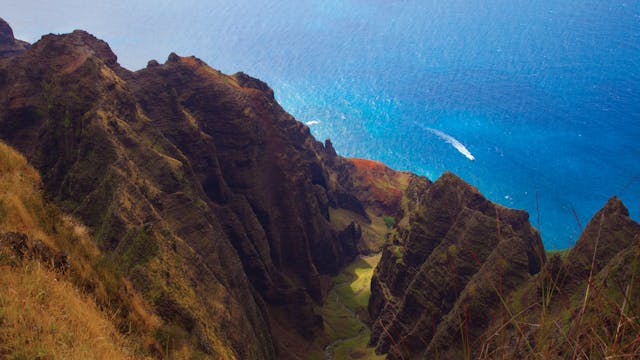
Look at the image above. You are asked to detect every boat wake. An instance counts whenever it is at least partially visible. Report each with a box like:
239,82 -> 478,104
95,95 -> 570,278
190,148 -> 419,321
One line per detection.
424,127 -> 476,161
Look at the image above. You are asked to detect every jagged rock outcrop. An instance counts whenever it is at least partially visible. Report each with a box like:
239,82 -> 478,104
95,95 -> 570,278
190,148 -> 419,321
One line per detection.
564,196 -> 639,279
492,196 -> 640,359
0,26 -> 276,359
368,172 -> 545,359
369,174 -> 640,360
343,158 -> 415,217
0,17 -> 29,57
0,232 -> 69,272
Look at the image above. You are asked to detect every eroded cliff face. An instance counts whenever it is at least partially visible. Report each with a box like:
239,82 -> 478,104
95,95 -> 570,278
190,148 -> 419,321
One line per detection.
0,28 -> 275,359
0,22 -> 368,358
368,172 -> 546,359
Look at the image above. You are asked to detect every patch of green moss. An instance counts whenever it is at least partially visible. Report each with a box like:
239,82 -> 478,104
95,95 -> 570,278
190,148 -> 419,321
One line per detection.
333,256 -> 380,311
383,216 -> 396,230
63,115 -> 71,128
323,295 -> 363,340
118,227 -> 159,270
332,328 -> 384,360
391,245 -> 405,265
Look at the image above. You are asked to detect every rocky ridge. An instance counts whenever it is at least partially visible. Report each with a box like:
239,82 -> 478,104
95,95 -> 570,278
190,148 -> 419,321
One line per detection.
0,19 -> 403,358
0,20 -> 358,359
368,172 -> 545,358
368,179 -> 639,359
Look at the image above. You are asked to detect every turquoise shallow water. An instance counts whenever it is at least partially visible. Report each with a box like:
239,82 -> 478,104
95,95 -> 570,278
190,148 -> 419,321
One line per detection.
5,0 -> 640,249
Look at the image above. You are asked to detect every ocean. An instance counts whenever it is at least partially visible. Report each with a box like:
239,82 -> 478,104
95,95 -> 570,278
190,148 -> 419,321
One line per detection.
6,0 -> 640,249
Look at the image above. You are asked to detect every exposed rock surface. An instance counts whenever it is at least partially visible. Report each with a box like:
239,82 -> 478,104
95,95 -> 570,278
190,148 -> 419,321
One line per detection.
368,175 -> 640,359
564,196 -> 639,278
344,158 -> 415,217
0,232 -> 69,272
323,154 -> 430,253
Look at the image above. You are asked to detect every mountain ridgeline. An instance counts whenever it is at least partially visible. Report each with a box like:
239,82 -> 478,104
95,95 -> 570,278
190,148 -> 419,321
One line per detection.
0,19 -> 638,359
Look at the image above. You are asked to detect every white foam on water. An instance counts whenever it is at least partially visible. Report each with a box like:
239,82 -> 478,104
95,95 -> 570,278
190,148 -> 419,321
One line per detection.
424,127 -> 476,161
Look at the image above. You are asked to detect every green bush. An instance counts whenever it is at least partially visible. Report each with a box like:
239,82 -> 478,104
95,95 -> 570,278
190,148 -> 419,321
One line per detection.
383,216 -> 396,229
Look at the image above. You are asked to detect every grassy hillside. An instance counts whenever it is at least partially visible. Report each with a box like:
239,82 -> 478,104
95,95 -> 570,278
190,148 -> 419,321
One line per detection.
0,141 -> 159,359
0,260 -> 132,359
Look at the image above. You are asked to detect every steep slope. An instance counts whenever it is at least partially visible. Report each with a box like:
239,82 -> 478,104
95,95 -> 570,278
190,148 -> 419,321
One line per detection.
0,20 -> 371,358
324,152 -> 431,253
368,172 -> 545,359
0,29 -> 278,358
342,158 -> 413,218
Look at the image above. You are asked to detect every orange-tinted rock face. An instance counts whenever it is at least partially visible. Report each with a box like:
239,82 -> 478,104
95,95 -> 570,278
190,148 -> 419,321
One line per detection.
347,158 -> 412,217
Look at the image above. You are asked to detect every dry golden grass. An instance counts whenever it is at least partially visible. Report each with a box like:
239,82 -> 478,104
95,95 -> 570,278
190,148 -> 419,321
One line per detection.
0,141 -> 46,239
0,261 -> 132,359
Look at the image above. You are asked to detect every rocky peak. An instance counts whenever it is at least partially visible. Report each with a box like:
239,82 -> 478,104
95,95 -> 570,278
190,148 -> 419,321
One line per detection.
596,195 -> 629,217
368,171 -> 544,358
0,20 -> 637,360
0,17 -> 15,44
24,29 -> 125,78
566,196 -> 639,275
0,18 -> 29,57
232,71 -> 275,97
166,52 -> 180,63
67,30 -> 119,67
324,138 -> 337,157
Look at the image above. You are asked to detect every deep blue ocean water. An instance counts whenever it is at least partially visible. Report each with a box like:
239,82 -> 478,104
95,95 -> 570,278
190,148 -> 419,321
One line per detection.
6,0 -> 640,249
